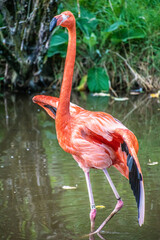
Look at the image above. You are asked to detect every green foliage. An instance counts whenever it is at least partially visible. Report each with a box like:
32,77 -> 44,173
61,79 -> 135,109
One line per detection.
76,13 -> 98,36
47,0 -> 160,92
0,14 -> 3,27
110,28 -> 146,44
87,67 -> 109,93
83,33 -> 97,49
76,75 -> 87,91
47,29 -> 68,57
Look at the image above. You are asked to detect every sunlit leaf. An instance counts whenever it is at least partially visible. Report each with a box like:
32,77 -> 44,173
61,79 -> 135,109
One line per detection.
47,44 -> 67,58
87,67 -> 110,93
77,17 -> 98,36
83,33 -> 97,48
105,21 -> 127,33
76,75 -> 87,91
47,31 -> 68,57
49,32 -> 68,47
111,28 -> 146,43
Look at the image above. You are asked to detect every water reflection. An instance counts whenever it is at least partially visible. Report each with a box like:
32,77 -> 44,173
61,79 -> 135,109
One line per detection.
0,92 -> 160,240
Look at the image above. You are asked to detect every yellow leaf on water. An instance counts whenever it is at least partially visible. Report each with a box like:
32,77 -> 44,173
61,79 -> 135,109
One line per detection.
96,205 -> 105,209
150,91 -> 160,98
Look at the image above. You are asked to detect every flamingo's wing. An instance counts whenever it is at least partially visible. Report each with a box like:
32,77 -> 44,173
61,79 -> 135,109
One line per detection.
80,112 -> 145,226
115,129 -> 145,227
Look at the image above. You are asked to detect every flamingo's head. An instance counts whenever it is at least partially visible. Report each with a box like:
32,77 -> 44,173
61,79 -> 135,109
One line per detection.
49,11 -> 75,31
32,95 -> 58,120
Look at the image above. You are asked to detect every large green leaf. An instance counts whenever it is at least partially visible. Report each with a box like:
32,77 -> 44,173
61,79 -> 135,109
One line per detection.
87,67 -> 110,93
76,17 -> 98,36
47,44 -> 67,58
47,31 -> 68,57
105,21 -> 127,33
49,32 -> 68,47
111,28 -> 146,43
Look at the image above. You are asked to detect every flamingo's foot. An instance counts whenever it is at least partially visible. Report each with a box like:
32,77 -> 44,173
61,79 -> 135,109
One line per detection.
90,199 -> 123,235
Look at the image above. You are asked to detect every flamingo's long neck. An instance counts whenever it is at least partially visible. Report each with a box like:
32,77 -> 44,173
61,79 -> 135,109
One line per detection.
56,21 -> 76,136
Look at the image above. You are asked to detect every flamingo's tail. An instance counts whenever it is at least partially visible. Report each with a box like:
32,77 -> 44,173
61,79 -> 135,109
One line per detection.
127,153 -> 145,226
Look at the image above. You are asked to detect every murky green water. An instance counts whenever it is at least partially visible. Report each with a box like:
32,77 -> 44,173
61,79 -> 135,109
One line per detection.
0,93 -> 160,240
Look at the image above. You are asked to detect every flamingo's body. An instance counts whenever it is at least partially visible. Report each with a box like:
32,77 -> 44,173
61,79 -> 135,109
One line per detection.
33,11 -> 145,234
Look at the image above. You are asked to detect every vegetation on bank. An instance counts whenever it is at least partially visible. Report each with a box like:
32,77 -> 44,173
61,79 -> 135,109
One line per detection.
0,0 -> 160,93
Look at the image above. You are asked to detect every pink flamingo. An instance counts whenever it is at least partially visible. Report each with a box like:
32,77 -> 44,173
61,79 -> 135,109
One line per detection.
33,11 -> 145,234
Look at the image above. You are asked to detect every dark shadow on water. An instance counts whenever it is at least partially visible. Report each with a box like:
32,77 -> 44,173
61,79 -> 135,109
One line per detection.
0,94 -> 75,240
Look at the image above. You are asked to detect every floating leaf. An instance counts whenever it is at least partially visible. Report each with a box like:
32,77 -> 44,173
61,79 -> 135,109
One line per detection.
62,185 -> 78,190
150,91 -> 160,98
92,93 -> 110,97
130,88 -> 143,95
112,97 -> 129,101
96,205 -> 105,209
147,162 -> 158,166
87,67 -> 110,93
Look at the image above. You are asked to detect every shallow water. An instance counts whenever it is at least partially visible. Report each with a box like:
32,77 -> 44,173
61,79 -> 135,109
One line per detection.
0,92 -> 160,240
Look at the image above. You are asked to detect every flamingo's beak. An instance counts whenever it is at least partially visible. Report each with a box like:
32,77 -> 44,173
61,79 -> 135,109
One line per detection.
49,17 -> 57,32
32,95 -> 58,120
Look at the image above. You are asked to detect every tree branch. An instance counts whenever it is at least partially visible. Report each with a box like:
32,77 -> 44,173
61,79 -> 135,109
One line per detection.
110,51 -> 153,91
0,41 -> 21,76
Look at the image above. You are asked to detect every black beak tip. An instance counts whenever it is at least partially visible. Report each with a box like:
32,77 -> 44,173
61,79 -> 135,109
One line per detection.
49,17 -> 57,32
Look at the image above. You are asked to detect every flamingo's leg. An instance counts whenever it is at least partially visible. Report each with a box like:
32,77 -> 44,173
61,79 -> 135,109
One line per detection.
91,168 -> 123,235
85,171 -> 97,232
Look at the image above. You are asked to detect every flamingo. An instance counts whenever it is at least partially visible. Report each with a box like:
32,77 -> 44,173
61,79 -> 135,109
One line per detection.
32,11 -> 145,234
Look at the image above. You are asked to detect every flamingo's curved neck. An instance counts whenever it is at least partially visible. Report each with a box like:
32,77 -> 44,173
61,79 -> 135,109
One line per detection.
56,22 -> 76,130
